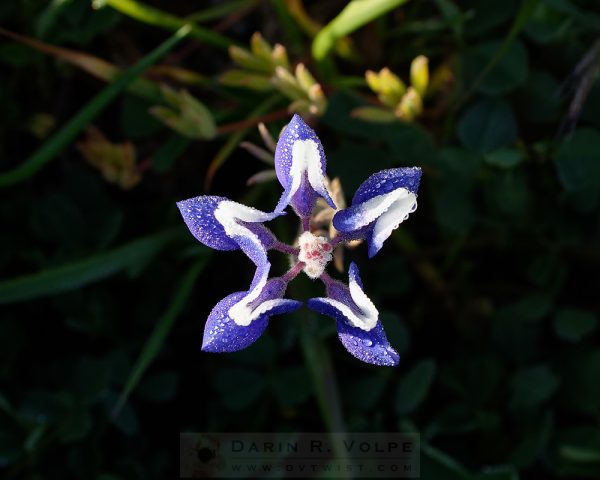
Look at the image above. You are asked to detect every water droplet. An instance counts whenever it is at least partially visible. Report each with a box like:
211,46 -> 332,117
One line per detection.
362,338 -> 373,347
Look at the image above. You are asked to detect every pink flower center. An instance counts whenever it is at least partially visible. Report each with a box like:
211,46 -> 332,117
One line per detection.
297,231 -> 333,279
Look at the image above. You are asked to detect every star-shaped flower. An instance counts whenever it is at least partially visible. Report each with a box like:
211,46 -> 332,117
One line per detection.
177,114 -> 421,366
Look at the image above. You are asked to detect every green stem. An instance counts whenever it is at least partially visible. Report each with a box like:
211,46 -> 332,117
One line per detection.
457,0 -> 537,107
112,256 -> 209,418
204,94 -> 283,191
297,313 -> 350,479
98,0 -> 236,50
0,25 -> 191,187
186,0 -> 258,24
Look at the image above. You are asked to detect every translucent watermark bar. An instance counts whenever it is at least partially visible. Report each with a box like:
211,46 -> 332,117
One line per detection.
180,432 -> 419,478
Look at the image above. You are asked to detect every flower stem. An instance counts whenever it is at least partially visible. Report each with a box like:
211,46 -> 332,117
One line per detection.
281,261 -> 304,283
297,317 -> 350,479
319,271 -> 336,290
302,216 -> 311,232
272,241 -> 299,256
330,236 -> 344,247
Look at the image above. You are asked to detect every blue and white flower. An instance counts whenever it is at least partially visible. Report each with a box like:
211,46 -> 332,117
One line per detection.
177,114 -> 421,366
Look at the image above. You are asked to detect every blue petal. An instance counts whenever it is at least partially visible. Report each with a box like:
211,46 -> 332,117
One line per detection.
274,114 -> 335,214
202,291 -> 301,353
308,297 -> 398,366
336,319 -> 400,367
244,222 -> 277,250
332,203 -> 373,234
177,196 -> 239,251
307,263 -> 398,366
352,167 -> 422,204
348,261 -> 363,289
332,168 -> 421,256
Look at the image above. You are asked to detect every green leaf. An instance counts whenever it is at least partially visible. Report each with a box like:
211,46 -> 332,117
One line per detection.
72,358 -> 111,405
138,371 -> 179,402
441,355 -> 503,405
525,3 -> 570,44
549,426 -> 600,476
510,365 -> 560,409
510,410 -> 553,468
395,359 -> 436,414
554,309 -> 597,342
213,367 -> 267,411
112,256 -> 209,417
56,406 -> 92,444
512,292 -> 553,321
487,171 -> 531,217
475,465 -> 519,480
152,134 -> 192,172
554,129 -> 600,208
433,185 -> 474,234
312,0 -> 411,60
344,374 -> 390,411
463,40 -> 529,95
351,106 -> 397,123
0,25 -> 191,187
515,70 -> 561,123
421,444 -> 471,480
379,311 -> 411,356
271,366 -> 312,407
457,98 -> 517,153
560,445 -> 600,463
0,230 -> 178,305
465,0 -> 517,37
484,148 -> 523,169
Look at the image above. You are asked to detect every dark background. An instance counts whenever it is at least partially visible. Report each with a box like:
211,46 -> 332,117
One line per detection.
1,1 -> 600,479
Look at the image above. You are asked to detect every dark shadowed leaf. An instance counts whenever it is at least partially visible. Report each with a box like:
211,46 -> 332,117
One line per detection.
463,40 -> 528,95
554,308 -> 597,342
213,367 -> 267,411
271,366 -> 312,407
395,359 -> 436,414
458,98 -> 517,153
510,365 -> 560,409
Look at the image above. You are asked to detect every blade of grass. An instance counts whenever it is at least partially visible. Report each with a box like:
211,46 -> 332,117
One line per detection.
96,0 -> 236,50
152,133 -> 193,172
36,0 -> 75,38
186,0 -> 258,24
111,255 -> 210,418
457,0 -> 537,107
0,230 -> 178,305
312,0 -> 411,60
0,27 -> 160,101
270,0 -> 305,52
204,95 -> 283,191
289,279 -> 349,479
0,25 -> 191,187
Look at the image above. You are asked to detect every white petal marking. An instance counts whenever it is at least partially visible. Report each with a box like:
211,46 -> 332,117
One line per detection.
281,139 -> 332,207
214,201 -> 278,326
348,188 -> 409,229
319,273 -> 379,331
371,191 -> 417,250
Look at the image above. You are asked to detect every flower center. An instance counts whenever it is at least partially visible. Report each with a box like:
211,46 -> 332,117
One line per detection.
297,231 -> 332,279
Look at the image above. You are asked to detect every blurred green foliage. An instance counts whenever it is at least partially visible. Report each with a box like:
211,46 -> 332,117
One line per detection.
1,0 -> 600,479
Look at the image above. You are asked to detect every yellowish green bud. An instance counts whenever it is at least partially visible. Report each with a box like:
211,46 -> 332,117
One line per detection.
410,55 -> 429,97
